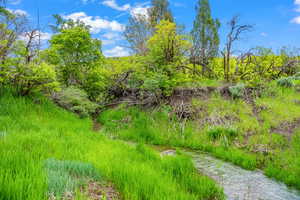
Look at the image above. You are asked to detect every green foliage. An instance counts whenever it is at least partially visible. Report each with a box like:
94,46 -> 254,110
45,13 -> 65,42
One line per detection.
16,62 -> 59,96
99,105 -> 258,170
48,26 -> 103,86
149,0 -> 174,29
1,59 -> 59,96
147,20 -> 191,68
54,86 -> 99,117
191,0 -> 220,75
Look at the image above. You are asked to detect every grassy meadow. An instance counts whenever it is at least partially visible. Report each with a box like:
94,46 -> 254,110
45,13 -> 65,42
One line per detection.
0,88 -> 224,200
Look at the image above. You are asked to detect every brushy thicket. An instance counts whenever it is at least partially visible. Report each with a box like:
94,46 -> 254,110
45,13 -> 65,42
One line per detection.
0,88 -> 224,200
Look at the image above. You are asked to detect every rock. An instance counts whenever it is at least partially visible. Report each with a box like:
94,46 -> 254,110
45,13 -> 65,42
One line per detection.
160,150 -> 176,157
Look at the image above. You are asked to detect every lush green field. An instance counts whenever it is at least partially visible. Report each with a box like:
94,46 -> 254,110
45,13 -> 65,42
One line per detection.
0,89 -> 224,200
99,83 -> 300,190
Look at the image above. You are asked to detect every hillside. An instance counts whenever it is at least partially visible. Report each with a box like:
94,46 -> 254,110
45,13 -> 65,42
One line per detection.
99,82 -> 300,190
0,88 -> 224,200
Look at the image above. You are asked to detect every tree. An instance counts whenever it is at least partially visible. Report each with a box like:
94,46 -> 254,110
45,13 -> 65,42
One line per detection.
148,0 -> 173,29
222,16 -> 253,82
191,0 -> 220,77
13,62 -> 58,96
50,14 -> 90,33
48,26 -> 103,86
147,20 -> 191,71
0,8 -> 27,63
124,14 -> 151,55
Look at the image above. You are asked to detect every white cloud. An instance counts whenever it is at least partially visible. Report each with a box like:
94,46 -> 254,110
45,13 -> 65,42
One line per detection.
102,32 -> 120,39
101,32 -> 122,45
102,0 -> 131,11
39,32 -> 52,41
260,32 -> 268,37
292,0 -> 300,24
104,46 -> 130,57
295,0 -> 300,12
130,6 -> 149,17
101,0 -> 149,18
102,39 -> 115,45
7,8 -> 28,16
291,16 -> 300,24
64,12 -> 125,33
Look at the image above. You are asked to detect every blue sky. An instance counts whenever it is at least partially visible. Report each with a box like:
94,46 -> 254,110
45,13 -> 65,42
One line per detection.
5,0 -> 300,57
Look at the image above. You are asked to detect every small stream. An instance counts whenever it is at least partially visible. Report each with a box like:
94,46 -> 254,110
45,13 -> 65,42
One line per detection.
186,151 -> 300,200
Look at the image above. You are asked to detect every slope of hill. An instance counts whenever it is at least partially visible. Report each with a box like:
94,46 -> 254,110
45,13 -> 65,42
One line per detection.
0,88 -> 224,200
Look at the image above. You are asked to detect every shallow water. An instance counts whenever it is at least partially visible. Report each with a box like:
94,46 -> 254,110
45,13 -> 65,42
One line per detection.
187,152 -> 300,200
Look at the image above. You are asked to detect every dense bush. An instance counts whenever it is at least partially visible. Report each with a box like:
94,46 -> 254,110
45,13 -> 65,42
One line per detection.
53,86 -> 99,117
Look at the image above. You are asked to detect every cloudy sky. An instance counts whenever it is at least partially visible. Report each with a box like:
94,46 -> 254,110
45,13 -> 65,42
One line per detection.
5,0 -> 300,57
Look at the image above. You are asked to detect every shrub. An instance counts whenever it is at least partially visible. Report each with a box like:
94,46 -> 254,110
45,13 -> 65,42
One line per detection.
229,84 -> 245,99
5,62 -> 59,96
53,86 -> 99,117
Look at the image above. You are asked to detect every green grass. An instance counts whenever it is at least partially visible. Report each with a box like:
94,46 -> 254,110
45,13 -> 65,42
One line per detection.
0,88 -> 224,200
99,86 -> 300,189
99,104 -> 258,170
44,158 -> 100,197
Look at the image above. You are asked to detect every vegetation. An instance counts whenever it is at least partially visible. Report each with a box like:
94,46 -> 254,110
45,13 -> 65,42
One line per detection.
0,89 -> 224,200
99,84 -> 300,189
1,0 -> 300,198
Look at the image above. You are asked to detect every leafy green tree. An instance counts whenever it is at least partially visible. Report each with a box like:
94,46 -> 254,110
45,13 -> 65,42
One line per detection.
148,0 -> 173,29
147,20 -> 191,71
48,26 -> 103,86
14,62 -> 59,96
0,39 -> 59,95
191,0 -> 220,76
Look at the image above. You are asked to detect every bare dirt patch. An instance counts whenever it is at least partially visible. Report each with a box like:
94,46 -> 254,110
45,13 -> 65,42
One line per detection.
92,120 -> 102,132
80,181 -> 121,200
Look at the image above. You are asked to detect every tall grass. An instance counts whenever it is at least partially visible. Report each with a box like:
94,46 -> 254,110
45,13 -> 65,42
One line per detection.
0,88 -> 224,200
99,104 -> 258,170
99,86 -> 300,189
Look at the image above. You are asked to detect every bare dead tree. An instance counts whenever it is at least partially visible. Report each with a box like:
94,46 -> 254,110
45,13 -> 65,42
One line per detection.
24,29 -> 40,64
222,15 -> 253,82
